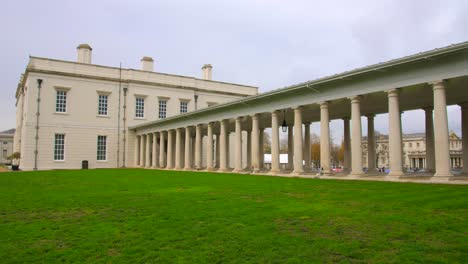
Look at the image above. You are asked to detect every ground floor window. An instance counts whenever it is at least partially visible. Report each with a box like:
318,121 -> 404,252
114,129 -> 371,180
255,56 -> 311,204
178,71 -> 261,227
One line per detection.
97,136 -> 107,161
54,134 -> 65,161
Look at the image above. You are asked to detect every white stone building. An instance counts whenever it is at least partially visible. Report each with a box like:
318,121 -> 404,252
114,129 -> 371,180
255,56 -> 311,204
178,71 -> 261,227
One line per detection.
0,129 -> 15,164
362,132 -> 462,170
13,44 -> 257,170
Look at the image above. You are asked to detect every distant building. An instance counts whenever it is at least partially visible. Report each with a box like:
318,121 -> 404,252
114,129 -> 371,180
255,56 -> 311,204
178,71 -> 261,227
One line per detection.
0,129 -> 15,164
363,132 -> 462,170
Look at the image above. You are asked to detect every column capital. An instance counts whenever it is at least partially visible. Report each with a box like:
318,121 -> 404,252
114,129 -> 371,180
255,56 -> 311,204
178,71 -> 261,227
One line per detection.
386,89 -> 399,97
235,116 -> 243,121
320,101 -> 329,108
272,110 -> 281,116
348,95 -> 361,103
303,122 -> 311,125
366,114 -> 375,119
292,105 -> 303,110
422,106 -> 433,112
207,122 -> 214,127
251,113 -> 260,120
428,80 -> 446,89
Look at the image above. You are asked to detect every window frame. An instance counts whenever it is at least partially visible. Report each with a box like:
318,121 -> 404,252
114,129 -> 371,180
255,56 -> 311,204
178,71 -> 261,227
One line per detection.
159,99 -> 168,119
179,99 -> 189,114
55,89 -> 68,113
54,133 -> 65,161
135,97 -> 145,118
97,135 -> 107,161
97,92 -> 110,116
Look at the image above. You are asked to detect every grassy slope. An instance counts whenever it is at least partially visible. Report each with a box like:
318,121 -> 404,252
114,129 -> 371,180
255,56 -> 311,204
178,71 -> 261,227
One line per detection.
0,169 -> 467,263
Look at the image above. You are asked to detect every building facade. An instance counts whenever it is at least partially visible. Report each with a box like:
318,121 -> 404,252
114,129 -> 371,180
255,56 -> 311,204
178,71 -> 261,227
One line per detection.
14,44 -> 257,170
362,132 -> 462,170
0,129 -> 15,164
130,41 -> 468,182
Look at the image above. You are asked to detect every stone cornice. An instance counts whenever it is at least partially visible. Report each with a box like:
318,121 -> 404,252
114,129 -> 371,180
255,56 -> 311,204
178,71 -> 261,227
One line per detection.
25,68 -> 253,98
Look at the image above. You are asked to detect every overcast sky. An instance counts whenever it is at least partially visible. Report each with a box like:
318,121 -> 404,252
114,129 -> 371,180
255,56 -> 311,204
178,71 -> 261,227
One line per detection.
2,0 -> 468,140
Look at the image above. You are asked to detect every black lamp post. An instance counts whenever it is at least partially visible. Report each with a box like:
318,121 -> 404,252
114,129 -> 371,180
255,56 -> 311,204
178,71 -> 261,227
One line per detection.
281,110 -> 288,133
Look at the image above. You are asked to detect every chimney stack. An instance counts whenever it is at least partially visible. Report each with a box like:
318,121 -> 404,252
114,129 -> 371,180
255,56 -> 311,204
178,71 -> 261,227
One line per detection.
202,64 -> 213,80
141,57 -> 154,71
77,44 -> 92,64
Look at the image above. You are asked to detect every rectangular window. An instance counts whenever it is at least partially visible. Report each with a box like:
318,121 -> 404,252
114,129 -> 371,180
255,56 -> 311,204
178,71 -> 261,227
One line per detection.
159,100 -> 167,119
56,90 -> 67,113
135,97 -> 145,118
97,135 -> 107,161
98,94 -> 108,116
180,101 -> 188,113
54,134 -> 65,161
3,149 -> 7,157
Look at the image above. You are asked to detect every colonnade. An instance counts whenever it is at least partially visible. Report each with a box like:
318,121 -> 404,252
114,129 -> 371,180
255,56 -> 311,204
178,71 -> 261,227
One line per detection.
135,81 -> 463,179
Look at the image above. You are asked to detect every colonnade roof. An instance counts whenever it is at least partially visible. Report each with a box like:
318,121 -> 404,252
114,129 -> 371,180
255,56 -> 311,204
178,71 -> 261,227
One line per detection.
131,41 -> 468,134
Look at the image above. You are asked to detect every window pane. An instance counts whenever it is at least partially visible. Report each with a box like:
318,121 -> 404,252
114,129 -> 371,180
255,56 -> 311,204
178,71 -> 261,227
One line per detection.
180,101 -> 188,113
56,91 -> 67,113
135,98 -> 145,118
159,100 -> 167,119
54,134 -> 65,160
98,94 -> 108,116
97,135 -> 107,160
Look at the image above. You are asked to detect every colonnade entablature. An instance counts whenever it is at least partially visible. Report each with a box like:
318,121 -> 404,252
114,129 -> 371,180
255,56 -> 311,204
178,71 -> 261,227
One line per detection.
130,42 -> 468,181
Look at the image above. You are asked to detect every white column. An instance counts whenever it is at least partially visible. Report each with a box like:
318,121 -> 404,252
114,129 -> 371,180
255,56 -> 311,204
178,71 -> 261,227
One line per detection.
134,135 -> 140,167
259,128 -> 265,169
195,124 -> 202,170
367,114 -> 376,173
175,129 -> 182,169
287,125 -> 293,170
159,131 -> 166,168
246,130 -> 252,170
215,134 -> 220,168
304,122 -> 311,172
234,117 -> 243,172
320,102 -> 331,175
153,132 -> 159,168
251,114 -> 260,172
293,107 -> 304,174
432,81 -> 453,178
184,127 -> 192,170
343,118 -> 351,172
207,122 -> 214,171
459,103 -> 468,174
220,120 -> 228,171
424,107 -> 435,172
350,96 -> 363,176
387,89 -> 404,177
145,134 -> 151,168
139,134 -> 145,167
166,130 -> 174,169
270,111 -> 280,173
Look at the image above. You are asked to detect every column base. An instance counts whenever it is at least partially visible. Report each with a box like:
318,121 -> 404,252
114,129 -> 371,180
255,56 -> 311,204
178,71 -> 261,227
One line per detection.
432,172 -> 453,181
268,169 -> 281,175
348,172 -> 365,178
183,167 -> 193,171
206,167 -> 215,172
291,170 -> 305,176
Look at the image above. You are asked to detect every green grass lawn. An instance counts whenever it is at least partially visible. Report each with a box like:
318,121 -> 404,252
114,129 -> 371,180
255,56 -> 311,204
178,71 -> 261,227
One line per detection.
1,169 -> 467,263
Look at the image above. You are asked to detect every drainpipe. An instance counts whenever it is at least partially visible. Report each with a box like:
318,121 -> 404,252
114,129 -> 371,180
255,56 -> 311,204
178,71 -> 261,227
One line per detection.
117,63 -> 122,168
122,86 -> 128,167
33,79 -> 43,170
